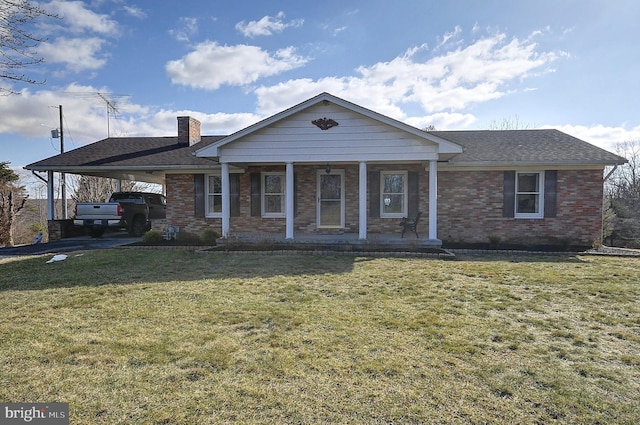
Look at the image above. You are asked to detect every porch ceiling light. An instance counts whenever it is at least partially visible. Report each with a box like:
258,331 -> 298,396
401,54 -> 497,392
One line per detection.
325,164 -> 331,174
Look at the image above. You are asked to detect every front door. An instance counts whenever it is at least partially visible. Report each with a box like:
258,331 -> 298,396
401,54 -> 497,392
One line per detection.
317,169 -> 345,228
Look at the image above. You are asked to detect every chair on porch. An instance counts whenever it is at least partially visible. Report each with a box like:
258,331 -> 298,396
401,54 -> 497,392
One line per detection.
399,212 -> 421,238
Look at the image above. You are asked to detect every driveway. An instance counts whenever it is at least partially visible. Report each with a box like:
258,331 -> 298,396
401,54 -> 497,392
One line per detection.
0,231 -> 141,258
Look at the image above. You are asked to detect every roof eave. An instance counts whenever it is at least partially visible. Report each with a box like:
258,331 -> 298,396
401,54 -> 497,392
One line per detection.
442,159 -> 627,169
24,164 -> 221,172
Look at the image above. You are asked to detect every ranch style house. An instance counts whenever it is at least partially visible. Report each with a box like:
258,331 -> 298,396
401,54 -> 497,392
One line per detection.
26,92 -> 627,249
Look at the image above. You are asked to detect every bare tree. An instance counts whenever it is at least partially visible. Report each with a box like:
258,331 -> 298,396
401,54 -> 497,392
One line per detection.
71,175 -> 139,203
488,114 -> 532,130
0,0 -> 58,94
0,161 -> 27,246
605,140 -> 640,247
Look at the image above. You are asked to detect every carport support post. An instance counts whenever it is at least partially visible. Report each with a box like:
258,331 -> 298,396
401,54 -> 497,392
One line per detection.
359,161 -> 367,240
221,162 -> 230,238
47,170 -> 55,220
285,162 -> 294,240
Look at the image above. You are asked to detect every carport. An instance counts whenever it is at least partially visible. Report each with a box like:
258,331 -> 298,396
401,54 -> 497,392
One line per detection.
24,126 -> 224,240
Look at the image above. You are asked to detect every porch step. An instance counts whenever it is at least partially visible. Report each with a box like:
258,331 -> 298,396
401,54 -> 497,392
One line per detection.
213,238 -> 453,258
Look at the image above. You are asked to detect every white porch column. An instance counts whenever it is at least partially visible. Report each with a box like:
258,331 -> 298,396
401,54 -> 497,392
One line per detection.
221,162 -> 230,238
47,170 -> 55,220
285,162 -> 294,240
428,160 -> 438,240
359,161 -> 367,240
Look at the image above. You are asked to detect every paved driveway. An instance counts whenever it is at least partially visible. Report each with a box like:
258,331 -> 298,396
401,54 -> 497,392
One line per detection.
0,231 -> 141,258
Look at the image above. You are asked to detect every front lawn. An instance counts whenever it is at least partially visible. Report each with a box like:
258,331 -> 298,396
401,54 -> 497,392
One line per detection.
1,250 -> 638,424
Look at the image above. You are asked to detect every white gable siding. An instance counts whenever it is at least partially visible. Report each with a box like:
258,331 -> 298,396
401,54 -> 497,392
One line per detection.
217,103 -> 439,163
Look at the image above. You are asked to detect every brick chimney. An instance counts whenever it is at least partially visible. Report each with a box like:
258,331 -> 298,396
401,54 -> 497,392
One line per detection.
177,116 -> 201,146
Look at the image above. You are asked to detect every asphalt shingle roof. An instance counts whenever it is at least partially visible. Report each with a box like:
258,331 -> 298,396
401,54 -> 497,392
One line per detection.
26,129 -> 626,171
26,136 -> 224,170
431,129 -> 626,166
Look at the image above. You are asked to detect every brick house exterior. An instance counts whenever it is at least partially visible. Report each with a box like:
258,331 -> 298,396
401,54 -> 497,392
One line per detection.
26,93 -> 626,248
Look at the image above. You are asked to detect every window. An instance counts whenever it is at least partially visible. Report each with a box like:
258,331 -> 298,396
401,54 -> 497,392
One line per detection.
515,171 -> 544,218
206,174 -> 222,217
381,171 -> 408,218
262,172 -> 285,217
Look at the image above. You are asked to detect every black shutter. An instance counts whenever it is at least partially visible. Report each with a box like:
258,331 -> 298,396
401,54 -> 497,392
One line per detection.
250,173 -> 261,217
230,174 -> 240,217
544,170 -> 557,218
368,171 -> 380,218
503,171 -> 515,218
194,174 -> 205,217
408,171 -> 419,218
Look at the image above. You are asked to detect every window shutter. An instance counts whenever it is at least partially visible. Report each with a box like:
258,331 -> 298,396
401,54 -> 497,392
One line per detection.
368,171 -> 380,218
230,174 -> 240,217
194,174 -> 205,217
408,171 -> 419,218
503,171 -> 515,218
250,173 -> 261,217
544,170 -> 557,218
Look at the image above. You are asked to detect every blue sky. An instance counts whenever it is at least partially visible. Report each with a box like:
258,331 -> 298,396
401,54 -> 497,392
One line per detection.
2,0 -> 639,187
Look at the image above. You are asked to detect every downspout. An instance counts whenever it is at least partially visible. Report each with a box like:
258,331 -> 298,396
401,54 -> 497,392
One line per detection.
31,170 -> 48,184
603,165 -> 618,182
600,165 -> 618,247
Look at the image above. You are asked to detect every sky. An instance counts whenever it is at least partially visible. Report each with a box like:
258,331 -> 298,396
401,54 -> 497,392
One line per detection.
1,0 -> 639,191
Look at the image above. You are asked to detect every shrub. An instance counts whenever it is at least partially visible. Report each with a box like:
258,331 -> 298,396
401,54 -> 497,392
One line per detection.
201,229 -> 219,245
488,234 -> 501,248
143,230 -> 163,244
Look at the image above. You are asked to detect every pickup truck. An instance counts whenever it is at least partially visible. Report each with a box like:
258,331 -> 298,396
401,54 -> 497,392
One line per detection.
74,192 -> 166,237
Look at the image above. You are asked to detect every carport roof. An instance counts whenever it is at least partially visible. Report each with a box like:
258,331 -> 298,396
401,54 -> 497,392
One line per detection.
25,136 -> 225,171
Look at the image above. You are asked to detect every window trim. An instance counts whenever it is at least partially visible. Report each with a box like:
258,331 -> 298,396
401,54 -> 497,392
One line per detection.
205,173 -> 222,218
515,171 -> 545,219
380,170 -> 408,218
261,172 -> 286,218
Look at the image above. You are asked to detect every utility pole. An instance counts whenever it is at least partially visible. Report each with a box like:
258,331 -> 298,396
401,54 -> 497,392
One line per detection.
58,105 -> 67,219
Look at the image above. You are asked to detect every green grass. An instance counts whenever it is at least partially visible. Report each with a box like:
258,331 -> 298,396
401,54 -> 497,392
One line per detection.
1,250 -> 639,424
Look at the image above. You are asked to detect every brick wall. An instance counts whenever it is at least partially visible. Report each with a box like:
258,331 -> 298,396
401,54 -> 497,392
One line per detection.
438,169 -> 604,247
165,174 -> 221,237
166,167 -> 604,247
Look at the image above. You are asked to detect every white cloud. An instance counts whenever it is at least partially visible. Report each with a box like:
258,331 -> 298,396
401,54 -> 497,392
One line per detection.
254,29 -> 563,121
123,5 -> 146,19
38,37 -> 108,71
550,124 -> 640,152
0,84 -> 258,151
33,1 -> 120,73
0,84 -> 148,141
436,25 -> 462,49
236,12 -> 303,37
166,42 -> 309,90
41,0 -> 119,35
169,17 -> 198,42
405,112 -> 477,130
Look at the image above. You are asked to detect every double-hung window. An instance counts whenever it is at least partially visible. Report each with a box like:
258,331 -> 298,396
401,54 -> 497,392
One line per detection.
205,174 -> 222,217
380,171 -> 408,218
515,171 -> 544,218
262,172 -> 286,217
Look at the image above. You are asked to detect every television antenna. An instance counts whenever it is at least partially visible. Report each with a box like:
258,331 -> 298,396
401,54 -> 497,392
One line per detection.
60,91 -> 131,137
96,92 -> 123,137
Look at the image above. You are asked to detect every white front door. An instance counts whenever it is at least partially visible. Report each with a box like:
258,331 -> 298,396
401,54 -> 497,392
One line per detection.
317,169 -> 345,228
